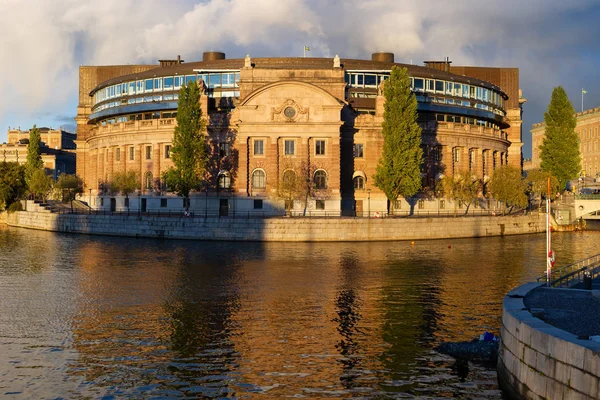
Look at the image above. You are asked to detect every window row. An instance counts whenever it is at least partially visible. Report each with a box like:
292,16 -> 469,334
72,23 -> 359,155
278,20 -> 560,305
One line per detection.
434,113 -> 500,130
99,111 -> 177,126
104,145 -> 171,161
578,127 -> 599,140
93,76 -> 197,105
345,73 -> 390,88
251,169 -> 329,190
410,77 -> 505,109
197,72 -> 241,89
252,139 -> 327,156
416,95 -> 504,117
94,93 -> 180,113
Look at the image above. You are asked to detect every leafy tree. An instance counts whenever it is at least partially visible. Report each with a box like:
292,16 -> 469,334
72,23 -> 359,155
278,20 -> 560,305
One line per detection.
111,171 -> 139,211
164,82 -> 207,209
437,171 -> 481,214
277,160 -> 315,215
25,125 -> 44,186
526,168 -> 560,200
374,66 -> 423,212
488,166 -> 528,213
539,86 -> 581,189
55,174 -> 83,204
28,169 -> 53,202
0,162 -> 26,210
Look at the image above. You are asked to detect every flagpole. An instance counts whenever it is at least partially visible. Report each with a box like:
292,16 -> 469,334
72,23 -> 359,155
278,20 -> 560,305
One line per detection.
546,177 -> 551,286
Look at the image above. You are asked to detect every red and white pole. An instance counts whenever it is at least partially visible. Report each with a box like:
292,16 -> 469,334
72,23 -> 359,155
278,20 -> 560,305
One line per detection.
546,177 -> 552,286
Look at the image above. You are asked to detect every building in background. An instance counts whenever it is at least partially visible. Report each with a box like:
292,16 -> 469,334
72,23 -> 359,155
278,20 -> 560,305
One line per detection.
1,127 -> 76,179
531,106 -> 600,179
76,52 -> 523,214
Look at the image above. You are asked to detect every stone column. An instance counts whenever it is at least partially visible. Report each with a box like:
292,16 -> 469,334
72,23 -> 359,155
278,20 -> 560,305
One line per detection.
153,143 -> 161,191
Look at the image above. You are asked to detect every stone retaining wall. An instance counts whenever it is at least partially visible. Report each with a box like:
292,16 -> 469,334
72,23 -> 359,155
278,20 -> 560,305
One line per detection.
0,212 -> 6,225
498,283 -> 600,399
6,201 -> 545,241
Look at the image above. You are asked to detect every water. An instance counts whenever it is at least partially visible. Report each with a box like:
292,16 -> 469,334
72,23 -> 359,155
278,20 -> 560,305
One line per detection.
0,226 -> 598,399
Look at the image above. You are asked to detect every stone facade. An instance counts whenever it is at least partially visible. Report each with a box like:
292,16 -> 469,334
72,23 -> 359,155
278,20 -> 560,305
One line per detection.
76,53 -> 522,214
531,106 -> 600,179
1,127 -> 76,178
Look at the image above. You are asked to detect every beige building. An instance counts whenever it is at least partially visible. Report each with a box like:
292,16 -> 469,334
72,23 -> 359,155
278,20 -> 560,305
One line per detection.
531,106 -> 600,178
76,52 -> 523,214
1,127 -> 76,178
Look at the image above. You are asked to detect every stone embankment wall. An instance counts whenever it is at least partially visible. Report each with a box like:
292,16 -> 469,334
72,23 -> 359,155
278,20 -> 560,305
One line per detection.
6,201 -> 546,241
498,283 -> 600,399
0,212 -> 6,225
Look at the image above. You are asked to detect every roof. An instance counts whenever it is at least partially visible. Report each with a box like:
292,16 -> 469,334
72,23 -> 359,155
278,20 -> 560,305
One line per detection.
89,57 -> 508,98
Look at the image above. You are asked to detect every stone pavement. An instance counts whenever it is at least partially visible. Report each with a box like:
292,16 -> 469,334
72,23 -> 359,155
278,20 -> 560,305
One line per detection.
524,278 -> 600,337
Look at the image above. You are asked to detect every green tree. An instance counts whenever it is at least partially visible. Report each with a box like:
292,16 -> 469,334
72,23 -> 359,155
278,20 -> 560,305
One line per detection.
437,171 -> 481,214
539,86 -> 581,189
55,174 -> 83,207
374,66 -> 423,212
28,169 -> 53,202
0,162 -> 26,210
164,82 -> 207,209
526,168 -> 560,200
488,166 -> 528,213
25,125 -> 44,186
111,171 -> 139,211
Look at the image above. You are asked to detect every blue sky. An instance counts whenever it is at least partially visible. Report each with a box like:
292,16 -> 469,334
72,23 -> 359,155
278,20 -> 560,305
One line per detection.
1,0 -> 600,159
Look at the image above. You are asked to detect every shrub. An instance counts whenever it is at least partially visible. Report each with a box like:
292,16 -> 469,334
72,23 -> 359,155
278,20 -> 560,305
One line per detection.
7,201 -> 23,213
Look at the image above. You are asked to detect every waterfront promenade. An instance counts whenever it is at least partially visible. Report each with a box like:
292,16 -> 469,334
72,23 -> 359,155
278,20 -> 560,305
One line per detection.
498,268 -> 600,399
4,201 -> 545,242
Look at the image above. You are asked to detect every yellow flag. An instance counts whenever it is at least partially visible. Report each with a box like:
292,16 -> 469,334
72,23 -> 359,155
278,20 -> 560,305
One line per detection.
304,46 -> 310,51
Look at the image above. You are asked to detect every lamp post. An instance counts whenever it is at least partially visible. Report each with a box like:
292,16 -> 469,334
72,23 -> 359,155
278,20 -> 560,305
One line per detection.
367,189 -> 371,218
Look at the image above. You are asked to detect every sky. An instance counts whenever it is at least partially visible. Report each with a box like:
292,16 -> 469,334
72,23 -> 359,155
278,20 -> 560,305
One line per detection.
1,0 -> 600,158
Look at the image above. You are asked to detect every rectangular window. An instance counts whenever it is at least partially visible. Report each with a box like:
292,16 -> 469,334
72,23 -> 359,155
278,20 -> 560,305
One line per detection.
185,75 -> 197,85
364,74 -> 377,87
353,143 -> 364,158
161,198 -> 167,208
254,139 -> 264,155
393,200 -> 401,209
418,199 -> 425,209
154,78 -> 162,91
284,140 -> 295,155
413,78 -> 424,91
427,79 -> 435,92
174,76 -> 184,88
129,147 -> 134,161
145,146 -> 152,160
440,199 -> 445,209
165,145 -> 171,159
435,80 -> 444,92
145,79 -> 153,91
357,74 -> 364,86
454,83 -> 461,96
453,148 -> 461,163
316,200 -> 325,210
254,199 -> 263,209
163,77 -> 173,90
219,143 -> 230,157
315,140 -> 326,155
115,148 -> 121,161
445,82 -> 453,94
209,73 -> 221,88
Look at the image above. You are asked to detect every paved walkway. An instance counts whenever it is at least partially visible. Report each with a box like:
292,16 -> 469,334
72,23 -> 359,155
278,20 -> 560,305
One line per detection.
524,278 -> 600,337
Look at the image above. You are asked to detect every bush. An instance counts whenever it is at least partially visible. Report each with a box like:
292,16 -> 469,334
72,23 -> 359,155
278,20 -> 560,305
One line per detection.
7,201 -> 23,213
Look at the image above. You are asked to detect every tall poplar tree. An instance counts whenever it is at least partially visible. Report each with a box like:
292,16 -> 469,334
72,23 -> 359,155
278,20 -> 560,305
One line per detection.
164,82 -> 207,208
25,125 -> 44,185
539,86 -> 580,189
374,66 -> 423,210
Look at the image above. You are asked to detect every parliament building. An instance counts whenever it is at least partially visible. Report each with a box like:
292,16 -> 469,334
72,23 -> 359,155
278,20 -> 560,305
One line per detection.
76,52 -> 525,215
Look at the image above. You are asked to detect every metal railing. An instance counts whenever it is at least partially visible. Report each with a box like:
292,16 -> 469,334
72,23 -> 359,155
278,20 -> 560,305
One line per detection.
537,253 -> 600,288
47,206 -> 527,219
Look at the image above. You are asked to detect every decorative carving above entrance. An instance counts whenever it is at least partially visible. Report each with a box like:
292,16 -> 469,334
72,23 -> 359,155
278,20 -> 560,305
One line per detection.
271,99 -> 309,122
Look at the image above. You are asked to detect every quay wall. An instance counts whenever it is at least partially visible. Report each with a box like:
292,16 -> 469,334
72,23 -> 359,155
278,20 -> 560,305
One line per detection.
0,212 -> 6,225
6,201 -> 546,241
498,283 -> 600,399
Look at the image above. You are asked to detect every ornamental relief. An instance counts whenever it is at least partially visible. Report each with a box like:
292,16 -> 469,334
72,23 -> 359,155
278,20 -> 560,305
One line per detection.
271,99 -> 309,122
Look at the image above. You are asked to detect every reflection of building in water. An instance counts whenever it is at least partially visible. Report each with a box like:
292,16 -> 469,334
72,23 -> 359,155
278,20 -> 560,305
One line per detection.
1,127 -> 76,179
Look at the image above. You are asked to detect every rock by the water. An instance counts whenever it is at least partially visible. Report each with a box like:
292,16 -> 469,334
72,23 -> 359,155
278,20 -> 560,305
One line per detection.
435,339 -> 499,363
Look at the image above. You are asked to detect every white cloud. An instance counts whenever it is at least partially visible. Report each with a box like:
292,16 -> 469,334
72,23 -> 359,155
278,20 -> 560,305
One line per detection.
1,0 -> 599,157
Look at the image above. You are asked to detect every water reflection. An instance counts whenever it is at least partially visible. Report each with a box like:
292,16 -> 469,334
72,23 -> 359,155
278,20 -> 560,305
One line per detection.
0,228 -> 599,398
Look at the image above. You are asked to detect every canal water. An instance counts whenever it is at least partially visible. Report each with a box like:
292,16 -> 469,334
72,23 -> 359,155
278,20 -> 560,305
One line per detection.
0,226 -> 598,399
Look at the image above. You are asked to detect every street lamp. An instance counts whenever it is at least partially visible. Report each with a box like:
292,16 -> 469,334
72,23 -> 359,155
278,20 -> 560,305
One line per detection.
367,189 -> 371,218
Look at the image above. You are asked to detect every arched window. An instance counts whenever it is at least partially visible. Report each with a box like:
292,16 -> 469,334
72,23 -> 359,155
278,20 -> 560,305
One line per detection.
282,170 -> 296,187
352,171 -> 366,190
353,176 -> 365,190
144,171 -> 153,190
252,169 -> 266,189
314,169 -> 327,190
218,171 -> 231,189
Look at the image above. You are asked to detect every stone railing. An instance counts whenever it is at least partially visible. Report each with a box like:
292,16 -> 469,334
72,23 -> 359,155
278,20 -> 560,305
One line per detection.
96,119 -> 177,135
